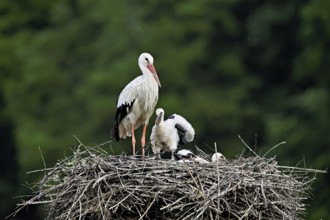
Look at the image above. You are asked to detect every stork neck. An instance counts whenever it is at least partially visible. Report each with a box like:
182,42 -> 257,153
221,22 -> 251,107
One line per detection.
156,118 -> 164,127
139,63 -> 155,82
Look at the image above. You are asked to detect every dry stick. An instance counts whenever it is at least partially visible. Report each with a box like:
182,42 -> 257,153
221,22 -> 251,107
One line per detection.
276,166 -> 327,173
272,203 -> 293,220
191,159 -> 206,197
181,207 -> 198,220
73,135 -> 85,148
92,174 -> 111,188
212,180 -> 242,199
195,200 -> 211,219
66,181 -> 93,220
138,193 -> 158,220
78,199 -> 82,220
260,178 -> 268,208
97,184 -> 106,220
73,135 -> 111,155
160,197 -> 185,210
209,208 -> 214,220
263,141 -> 286,157
38,146 -> 47,174
238,134 -> 259,157
215,142 -> 221,211
26,167 -> 54,174
239,196 -> 257,220
108,192 -> 133,211
116,166 -> 125,188
183,160 -> 202,196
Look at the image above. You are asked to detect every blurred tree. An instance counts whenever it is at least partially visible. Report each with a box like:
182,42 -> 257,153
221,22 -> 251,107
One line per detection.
0,92 -> 18,218
244,1 -> 330,217
264,0 -> 330,218
0,1 -> 48,218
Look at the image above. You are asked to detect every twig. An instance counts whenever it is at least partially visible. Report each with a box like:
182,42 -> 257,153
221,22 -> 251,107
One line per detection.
263,141 -> 286,157
214,142 -> 221,211
238,134 -> 259,157
138,193 -> 158,220
260,178 -> 268,208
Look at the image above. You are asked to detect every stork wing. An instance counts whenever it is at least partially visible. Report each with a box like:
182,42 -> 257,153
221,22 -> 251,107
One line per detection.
117,75 -> 144,107
173,149 -> 196,160
169,114 -> 195,145
175,123 -> 188,145
111,75 -> 143,141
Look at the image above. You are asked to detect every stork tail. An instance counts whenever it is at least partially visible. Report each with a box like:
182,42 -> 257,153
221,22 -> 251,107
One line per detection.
111,122 -> 120,141
111,100 -> 135,141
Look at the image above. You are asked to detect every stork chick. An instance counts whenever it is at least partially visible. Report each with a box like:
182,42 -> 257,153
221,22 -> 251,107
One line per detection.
211,152 -> 226,163
174,149 -> 210,164
150,108 -> 195,159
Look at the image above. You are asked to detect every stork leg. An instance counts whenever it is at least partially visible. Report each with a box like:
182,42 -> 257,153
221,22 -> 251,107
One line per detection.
141,124 -> 147,160
131,125 -> 136,157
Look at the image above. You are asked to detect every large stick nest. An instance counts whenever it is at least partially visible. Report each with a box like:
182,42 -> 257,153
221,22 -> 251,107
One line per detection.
12,142 -> 324,220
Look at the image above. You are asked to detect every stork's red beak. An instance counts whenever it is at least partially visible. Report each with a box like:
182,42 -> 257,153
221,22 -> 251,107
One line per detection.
147,64 -> 161,87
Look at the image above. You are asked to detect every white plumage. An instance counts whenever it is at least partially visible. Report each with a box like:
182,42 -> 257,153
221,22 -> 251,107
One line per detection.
174,149 -> 210,164
150,108 -> 195,158
112,53 -> 161,158
211,152 -> 226,163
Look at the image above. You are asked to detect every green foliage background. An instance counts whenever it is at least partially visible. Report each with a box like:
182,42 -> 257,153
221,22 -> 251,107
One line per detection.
0,0 -> 329,219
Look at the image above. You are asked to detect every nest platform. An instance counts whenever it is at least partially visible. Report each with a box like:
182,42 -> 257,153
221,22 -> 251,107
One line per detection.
12,143 -> 324,220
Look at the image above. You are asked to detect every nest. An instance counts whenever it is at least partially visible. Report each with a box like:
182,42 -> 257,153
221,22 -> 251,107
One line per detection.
11,142 -> 324,220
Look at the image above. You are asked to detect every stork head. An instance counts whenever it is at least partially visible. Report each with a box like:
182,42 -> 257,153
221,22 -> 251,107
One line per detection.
155,108 -> 164,125
211,152 -> 226,163
138,52 -> 161,87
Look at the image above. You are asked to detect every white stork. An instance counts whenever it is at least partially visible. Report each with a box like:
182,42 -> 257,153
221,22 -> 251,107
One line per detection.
111,52 -> 161,159
150,108 -> 195,159
211,152 -> 226,163
174,149 -> 210,164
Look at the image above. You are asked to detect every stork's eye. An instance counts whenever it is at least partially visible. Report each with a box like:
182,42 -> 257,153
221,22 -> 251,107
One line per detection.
145,57 -> 149,62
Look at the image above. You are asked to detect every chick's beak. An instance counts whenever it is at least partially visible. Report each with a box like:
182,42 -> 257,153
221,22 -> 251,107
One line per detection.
156,112 -> 163,125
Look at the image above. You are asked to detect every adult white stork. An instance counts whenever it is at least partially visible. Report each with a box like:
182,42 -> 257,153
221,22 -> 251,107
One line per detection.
174,149 -> 210,164
150,108 -> 195,158
111,52 -> 161,159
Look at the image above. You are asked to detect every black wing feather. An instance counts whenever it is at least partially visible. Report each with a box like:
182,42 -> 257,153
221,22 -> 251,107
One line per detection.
167,114 -> 176,120
111,100 -> 135,141
175,123 -> 187,145
167,114 -> 188,145
173,149 -> 196,160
